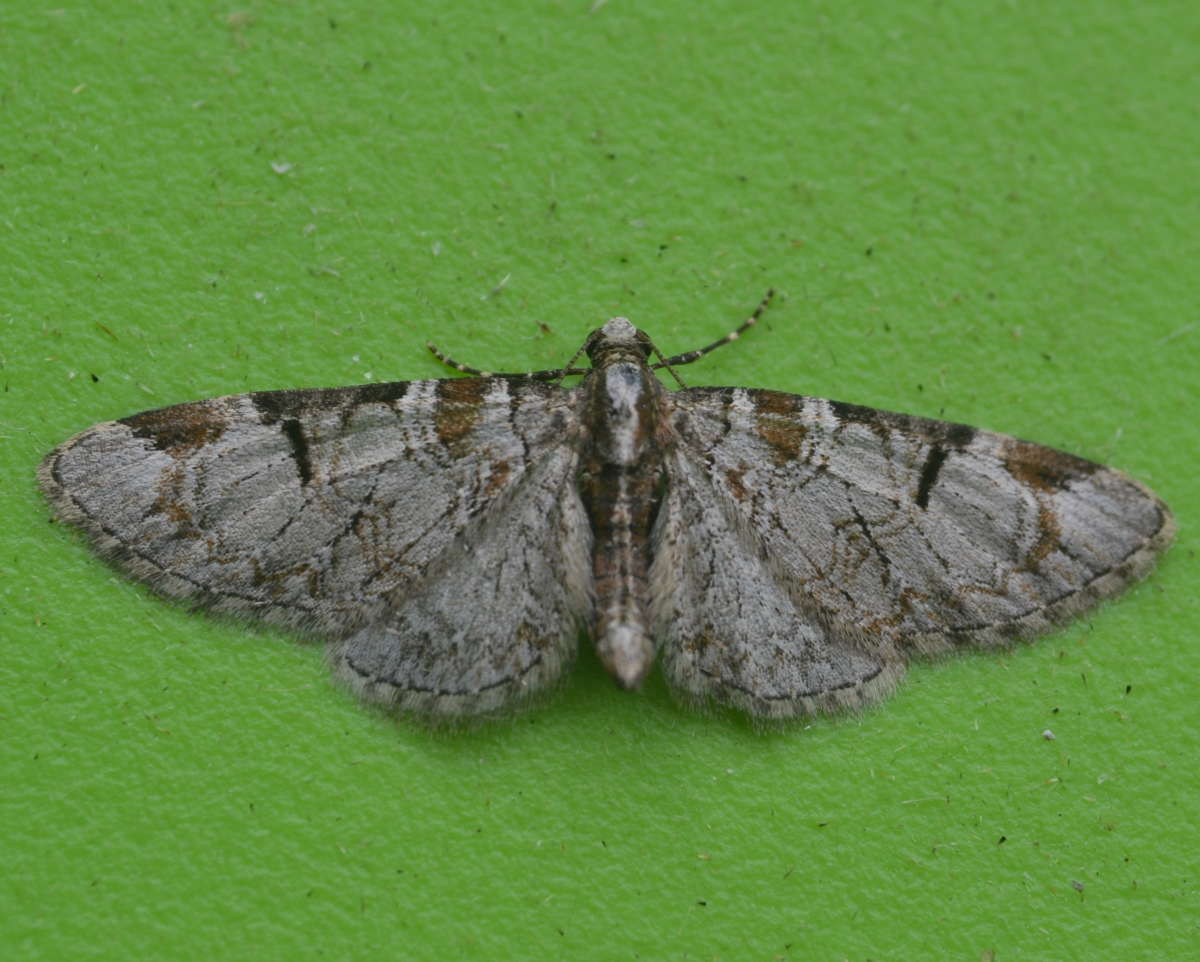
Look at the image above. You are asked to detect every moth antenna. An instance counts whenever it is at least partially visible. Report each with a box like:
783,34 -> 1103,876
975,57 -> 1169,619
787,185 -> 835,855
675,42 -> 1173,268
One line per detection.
653,289 -> 776,370
426,342 -> 586,381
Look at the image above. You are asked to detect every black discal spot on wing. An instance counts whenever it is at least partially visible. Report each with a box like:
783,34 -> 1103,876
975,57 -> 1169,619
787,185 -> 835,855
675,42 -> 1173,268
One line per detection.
915,445 -> 948,509
280,418 -> 313,485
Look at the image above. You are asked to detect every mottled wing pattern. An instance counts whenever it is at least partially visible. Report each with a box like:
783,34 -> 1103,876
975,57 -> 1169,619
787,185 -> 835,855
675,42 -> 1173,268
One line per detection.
331,440 -> 592,717
40,377 -> 590,715
40,304 -> 1175,725
667,387 -> 1174,676
649,447 -> 906,719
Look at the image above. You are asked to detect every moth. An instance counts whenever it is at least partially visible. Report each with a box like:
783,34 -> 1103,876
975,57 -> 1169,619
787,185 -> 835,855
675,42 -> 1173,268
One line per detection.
39,293 -> 1174,721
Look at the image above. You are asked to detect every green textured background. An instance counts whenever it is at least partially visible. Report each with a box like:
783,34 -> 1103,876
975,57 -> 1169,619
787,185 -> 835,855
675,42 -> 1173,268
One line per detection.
4,2 -> 1196,959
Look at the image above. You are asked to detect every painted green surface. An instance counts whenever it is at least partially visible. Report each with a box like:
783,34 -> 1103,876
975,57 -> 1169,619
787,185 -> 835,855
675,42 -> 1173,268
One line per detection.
3,2 -> 1195,959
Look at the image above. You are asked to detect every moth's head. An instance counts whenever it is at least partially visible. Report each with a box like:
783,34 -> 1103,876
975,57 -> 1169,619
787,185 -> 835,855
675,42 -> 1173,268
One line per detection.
585,317 -> 654,364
